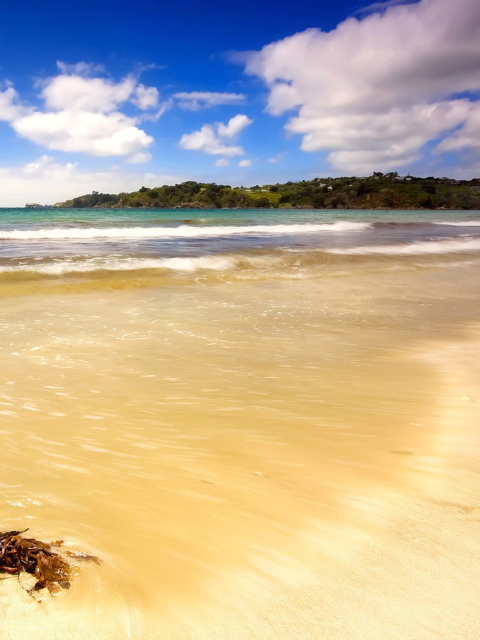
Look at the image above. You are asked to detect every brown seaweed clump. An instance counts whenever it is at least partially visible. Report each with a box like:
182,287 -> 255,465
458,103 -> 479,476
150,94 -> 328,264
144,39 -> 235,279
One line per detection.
0,529 -> 71,594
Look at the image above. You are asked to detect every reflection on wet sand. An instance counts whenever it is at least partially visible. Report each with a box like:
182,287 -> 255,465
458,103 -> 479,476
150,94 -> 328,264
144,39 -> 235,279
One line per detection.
1,257 -> 480,637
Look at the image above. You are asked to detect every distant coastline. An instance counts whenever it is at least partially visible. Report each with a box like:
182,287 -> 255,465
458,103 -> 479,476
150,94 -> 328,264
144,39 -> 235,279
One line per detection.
51,172 -> 480,211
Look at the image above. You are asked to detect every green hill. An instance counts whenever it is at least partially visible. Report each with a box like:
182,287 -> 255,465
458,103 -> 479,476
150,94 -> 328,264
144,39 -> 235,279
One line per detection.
60,173 -> 480,210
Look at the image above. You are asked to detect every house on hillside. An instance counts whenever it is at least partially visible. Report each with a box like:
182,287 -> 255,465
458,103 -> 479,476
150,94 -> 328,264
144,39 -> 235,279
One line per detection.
439,177 -> 460,185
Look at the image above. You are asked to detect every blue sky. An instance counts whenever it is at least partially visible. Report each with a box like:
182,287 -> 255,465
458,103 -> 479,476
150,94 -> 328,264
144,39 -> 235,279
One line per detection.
0,0 -> 479,205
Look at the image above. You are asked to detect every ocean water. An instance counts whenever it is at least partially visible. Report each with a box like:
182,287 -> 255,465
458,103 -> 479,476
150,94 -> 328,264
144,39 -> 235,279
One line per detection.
1,207 -> 480,635
0,207 -> 479,277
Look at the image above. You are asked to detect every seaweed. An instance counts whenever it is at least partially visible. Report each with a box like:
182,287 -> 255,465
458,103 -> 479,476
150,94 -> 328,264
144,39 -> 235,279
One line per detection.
0,528 -> 72,595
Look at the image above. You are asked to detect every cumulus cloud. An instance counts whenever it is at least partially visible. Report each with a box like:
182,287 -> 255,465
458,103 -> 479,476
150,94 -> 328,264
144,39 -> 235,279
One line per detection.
40,73 -> 136,113
0,85 -> 31,122
13,111 -> 153,157
0,155 -> 186,207
217,114 -> 252,137
179,114 -> 252,157
174,91 -> 245,110
179,125 -> 243,156
238,159 -> 252,167
1,64 -> 165,161
215,158 -> 230,166
245,0 -> 480,173
132,84 -> 160,110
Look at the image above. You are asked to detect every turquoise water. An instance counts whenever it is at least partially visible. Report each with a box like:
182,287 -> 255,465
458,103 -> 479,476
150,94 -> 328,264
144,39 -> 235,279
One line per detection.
1,206 -> 480,227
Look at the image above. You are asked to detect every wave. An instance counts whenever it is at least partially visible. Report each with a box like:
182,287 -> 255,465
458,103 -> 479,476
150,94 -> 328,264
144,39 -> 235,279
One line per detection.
0,221 -> 370,241
2,235 -> 480,281
433,221 -> 480,226
0,255 -> 239,276
329,238 -> 480,256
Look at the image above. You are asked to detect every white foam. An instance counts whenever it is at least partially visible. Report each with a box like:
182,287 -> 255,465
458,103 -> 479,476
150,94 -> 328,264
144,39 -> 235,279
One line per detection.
0,221 -> 370,241
433,221 -> 480,226
0,255 -> 238,276
329,238 -> 480,256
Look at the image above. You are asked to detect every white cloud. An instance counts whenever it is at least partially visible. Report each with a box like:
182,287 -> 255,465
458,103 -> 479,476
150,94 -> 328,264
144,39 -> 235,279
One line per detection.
41,73 -> 136,112
436,104 -> 480,152
238,159 -> 252,167
245,0 -> 480,173
56,61 -> 106,76
179,125 -> 243,156
215,158 -> 230,166
179,114 -> 252,157
174,91 -> 245,110
1,65 -> 165,161
132,84 -> 159,110
139,99 -> 173,122
217,114 -> 252,137
0,156 -> 186,207
0,85 -> 31,122
13,111 -> 153,157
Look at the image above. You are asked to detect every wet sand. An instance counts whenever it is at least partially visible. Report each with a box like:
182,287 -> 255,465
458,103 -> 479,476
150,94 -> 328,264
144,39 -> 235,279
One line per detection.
2,337 -> 479,640
1,259 -> 480,638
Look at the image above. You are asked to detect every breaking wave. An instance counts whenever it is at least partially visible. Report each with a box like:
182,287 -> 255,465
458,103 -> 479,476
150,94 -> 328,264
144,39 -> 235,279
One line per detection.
0,221 -> 370,241
433,221 -> 480,226
0,255 -> 238,276
2,236 -> 480,284
329,238 -> 480,255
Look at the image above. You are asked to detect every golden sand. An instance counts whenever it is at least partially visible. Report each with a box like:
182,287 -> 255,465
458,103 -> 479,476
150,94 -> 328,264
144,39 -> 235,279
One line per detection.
1,258 -> 479,638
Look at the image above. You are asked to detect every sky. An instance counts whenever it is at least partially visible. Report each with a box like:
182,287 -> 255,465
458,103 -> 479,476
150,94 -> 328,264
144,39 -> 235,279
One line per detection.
1,0 -> 480,205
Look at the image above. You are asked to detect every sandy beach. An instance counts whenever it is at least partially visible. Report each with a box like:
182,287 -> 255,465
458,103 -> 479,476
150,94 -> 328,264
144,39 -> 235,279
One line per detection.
1,328 -> 479,639
1,209 -> 480,638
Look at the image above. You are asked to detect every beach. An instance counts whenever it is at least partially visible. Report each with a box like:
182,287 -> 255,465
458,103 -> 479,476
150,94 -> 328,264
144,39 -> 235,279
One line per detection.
1,207 -> 480,638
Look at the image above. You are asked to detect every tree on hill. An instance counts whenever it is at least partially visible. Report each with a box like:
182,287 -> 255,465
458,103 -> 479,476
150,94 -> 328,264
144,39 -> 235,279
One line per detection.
61,175 -> 480,210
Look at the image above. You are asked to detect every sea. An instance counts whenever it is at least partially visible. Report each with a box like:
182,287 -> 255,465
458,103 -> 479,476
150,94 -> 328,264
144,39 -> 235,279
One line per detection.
1,207 -> 480,634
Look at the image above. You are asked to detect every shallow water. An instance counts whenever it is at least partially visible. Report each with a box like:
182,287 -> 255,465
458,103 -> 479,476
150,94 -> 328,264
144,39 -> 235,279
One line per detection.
1,208 -> 480,633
